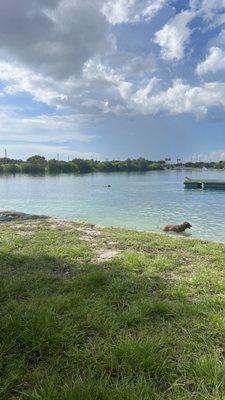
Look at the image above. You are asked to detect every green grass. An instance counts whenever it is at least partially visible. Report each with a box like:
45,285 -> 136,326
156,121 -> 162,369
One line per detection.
1,219 -> 225,399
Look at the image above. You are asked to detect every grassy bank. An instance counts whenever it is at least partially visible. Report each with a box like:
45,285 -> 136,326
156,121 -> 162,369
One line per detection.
1,216 -> 225,399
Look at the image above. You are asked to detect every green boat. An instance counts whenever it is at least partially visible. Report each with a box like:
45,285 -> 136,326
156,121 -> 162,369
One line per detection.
184,177 -> 225,189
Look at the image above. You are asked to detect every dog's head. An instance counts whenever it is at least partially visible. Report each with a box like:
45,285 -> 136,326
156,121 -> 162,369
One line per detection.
183,221 -> 192,229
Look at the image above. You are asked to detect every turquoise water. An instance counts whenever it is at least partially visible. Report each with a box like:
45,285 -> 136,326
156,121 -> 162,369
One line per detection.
0,170 -> 225,242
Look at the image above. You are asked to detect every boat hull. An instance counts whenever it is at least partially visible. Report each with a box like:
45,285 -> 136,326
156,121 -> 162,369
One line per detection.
184,179 -> 225,190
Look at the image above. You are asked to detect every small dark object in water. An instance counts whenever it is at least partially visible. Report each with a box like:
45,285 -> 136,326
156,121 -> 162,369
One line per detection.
108,185 -> 111,187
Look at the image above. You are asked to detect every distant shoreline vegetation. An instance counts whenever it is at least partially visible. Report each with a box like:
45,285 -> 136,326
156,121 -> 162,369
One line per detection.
0,155 -> 224,175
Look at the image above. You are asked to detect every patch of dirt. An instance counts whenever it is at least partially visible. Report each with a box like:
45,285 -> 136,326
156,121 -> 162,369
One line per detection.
11,224 -> 27,230
76,225 -> 102,241
165,264 -> 197,281
11,223 -> 39,236
11,223 -> 38,229
48,219 -> 75,230
93,249 -> 120,263
81,229 -> 102,241
76,224 -> 121,263
14,230 -> 35,236
107,241 -> 118,246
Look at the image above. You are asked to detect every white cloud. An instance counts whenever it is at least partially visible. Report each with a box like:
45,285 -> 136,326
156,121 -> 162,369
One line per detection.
0,58 -> 136,115
2,143 -> 100,161
196,46 -> 225,75
154,10 -> 195,61
131,77 -> 160,112
0,0 -> 115,80
153,1 -> 225,64
120,54 -> 156,77
192,150 -> 225,162
102,0 -> 166,24
3,59 -> 225,119
128,79 -> 225,117
20,115 -> 96,143
190,0 -> 225,28
0,104 -> 100,160
2,1 -> 225,127
191,0 -> 225,19
0,106 -> 96,154
83,60 -> 133,100
0,62 -> 67,107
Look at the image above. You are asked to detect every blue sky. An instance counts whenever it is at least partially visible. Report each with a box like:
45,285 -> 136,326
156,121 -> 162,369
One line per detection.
1,0 -> 225,161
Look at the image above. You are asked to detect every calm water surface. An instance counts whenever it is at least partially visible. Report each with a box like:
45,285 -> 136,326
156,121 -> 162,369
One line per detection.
0,170 -> 225,242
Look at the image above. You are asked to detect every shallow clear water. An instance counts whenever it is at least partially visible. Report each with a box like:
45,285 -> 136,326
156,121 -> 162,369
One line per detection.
0,170 -> 225,242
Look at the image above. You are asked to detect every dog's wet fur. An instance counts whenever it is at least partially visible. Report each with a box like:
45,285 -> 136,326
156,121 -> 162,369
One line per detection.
162,221 -> 192,233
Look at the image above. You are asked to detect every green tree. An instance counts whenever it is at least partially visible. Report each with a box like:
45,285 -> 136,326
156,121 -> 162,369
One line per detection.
137,158 -> 149,171
149,163 -> 164,171
21,163 -> 45,174
47,160 -> 62,174
4,164 -> 20,174
72,159 -> 94,173
26,155 -> 47,166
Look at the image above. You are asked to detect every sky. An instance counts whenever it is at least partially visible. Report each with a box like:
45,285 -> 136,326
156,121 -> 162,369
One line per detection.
1,1 -> 225,161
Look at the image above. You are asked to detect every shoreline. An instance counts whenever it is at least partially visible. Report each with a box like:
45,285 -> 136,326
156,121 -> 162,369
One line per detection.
1,208 -> 225,246
0,166 -> 223,177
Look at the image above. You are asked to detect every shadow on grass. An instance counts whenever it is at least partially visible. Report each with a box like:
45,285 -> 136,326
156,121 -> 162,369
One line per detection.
1,249 -> 225,400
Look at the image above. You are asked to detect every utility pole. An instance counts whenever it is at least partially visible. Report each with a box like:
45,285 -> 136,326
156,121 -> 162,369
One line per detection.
4,149 -> 7,159
57,153 -> 59,161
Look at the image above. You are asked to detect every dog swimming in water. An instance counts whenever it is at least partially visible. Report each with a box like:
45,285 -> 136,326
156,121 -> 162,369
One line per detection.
162,221 -> 192,233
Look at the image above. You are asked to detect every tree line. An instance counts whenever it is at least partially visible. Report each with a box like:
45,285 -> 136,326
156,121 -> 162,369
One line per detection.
0,156 -> 164,174
0,155 -> 224,175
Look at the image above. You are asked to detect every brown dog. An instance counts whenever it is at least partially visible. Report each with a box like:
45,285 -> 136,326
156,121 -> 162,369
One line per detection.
162,221 -> 192,233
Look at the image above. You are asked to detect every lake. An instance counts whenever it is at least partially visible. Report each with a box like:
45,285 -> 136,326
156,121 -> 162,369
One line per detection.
0,170 -> 225,242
